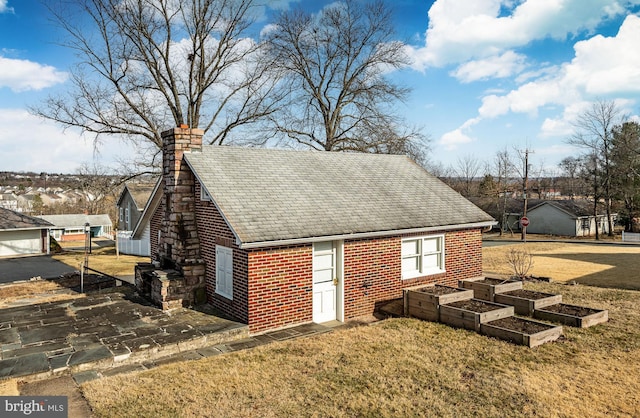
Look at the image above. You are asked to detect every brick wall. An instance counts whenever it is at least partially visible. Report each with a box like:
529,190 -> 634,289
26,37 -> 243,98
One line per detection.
240,228 -> 482,332
194,181 -> 249,324
247,245 -> 313,333
343,229 -> 483,319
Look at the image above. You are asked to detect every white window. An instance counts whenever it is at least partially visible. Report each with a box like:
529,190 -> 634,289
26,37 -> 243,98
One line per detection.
125,207 -> 130,225
216,245 -> 233,300
401,235 -> 445,279
119,207 -> 124,222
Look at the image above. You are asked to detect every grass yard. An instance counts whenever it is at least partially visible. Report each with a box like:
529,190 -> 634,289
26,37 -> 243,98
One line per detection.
52,241 -> 147,277
80,242 -> 640,417
483,241 -> 640,290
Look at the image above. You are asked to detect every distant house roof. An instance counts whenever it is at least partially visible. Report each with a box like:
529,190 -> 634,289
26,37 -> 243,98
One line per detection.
117,182 -> 158,210
183,147 -> 495,247
38,214 -> 112,229
0,207 -> 53,231
472,197 -> 610,220
528,199 -> 606,218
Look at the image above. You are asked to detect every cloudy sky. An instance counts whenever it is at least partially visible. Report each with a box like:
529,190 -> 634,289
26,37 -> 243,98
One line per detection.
1,0 -> 639,173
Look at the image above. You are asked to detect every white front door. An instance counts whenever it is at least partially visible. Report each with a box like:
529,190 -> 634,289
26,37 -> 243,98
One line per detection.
313,241 -> 338,323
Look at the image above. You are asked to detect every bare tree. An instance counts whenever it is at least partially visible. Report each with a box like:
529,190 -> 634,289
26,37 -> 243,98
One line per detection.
558,156 -> 585,199
493,149 -> 514,235
455,154 -> 481,197
568,99 -> 624,237
32,0 -> 282,166
505,248 -> 534,280
265,0 -> 427,157
611,121 -> 640,231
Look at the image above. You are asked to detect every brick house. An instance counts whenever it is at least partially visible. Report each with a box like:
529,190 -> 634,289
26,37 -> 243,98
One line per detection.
139,127 -> 495,333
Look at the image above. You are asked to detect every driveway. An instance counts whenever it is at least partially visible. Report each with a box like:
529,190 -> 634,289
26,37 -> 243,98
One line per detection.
0,255 -> 77,284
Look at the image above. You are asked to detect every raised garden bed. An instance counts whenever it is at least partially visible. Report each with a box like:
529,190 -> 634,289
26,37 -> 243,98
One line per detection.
494,289 -> 562,316
480,316 -> 563,348
439,299 -> 514,332
533,303 -> 608,328
404,284 -> 473,321
458,277 -> 523,302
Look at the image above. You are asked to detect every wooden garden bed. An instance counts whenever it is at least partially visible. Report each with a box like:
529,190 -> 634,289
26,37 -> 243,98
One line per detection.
458,277 -> 523,302
494,289 -> 562,316
533,303 -> 609,328
439,299 -> 514,332
404,284 -> 473,321
480,316 -> 563,348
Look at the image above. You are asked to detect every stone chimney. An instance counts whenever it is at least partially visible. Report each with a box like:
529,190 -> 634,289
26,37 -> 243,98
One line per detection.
153,126 -> 206,307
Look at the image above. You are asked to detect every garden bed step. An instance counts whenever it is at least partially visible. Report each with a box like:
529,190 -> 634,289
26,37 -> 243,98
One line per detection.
480,317 -> 563,348
533,303 -> 608,328
494,289 -> 562,316
458,276 -> 523,302
439,299 -> 514,332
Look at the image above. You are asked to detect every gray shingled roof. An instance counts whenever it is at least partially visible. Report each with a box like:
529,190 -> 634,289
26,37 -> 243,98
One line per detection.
38,214 -> 112,229
0,207 -> 53,231
185,147 -> 494,246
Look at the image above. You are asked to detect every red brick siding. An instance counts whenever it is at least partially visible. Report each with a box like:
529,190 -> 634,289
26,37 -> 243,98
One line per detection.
194,181 -> 249,324
247,245 -> 313,333
343,229 -> 482,319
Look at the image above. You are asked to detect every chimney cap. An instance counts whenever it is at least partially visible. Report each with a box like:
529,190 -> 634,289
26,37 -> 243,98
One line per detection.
179,124 -> 189,129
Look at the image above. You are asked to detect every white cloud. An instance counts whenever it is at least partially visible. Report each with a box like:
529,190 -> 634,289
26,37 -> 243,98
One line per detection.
451,51 -> 527,83
0,0 -> 14,13
472,14 -> 640,127
439,117 -> 479,150
0,57 -> 68,92
439,128 -> 474,150
0,109 -> 133,172
565,14 -> 640,94
409,0 -> 637,70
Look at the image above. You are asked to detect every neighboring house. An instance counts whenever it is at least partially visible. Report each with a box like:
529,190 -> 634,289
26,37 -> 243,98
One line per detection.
0,193 -> 19,211
116,183 -> 156,231
38,214 -> 113,241
137,127 -> 495,334
0,207 -> 53,257
115,182 -> 157,256
526,200 -> 615,237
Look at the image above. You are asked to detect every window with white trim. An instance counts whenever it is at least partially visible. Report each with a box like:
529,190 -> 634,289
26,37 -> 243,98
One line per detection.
401,235 -> 445,279
216,245 -> 233,300
119,207 -> 124,222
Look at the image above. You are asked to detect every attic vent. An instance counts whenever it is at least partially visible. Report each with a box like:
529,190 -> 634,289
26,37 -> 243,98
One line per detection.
200,186 -> 211,202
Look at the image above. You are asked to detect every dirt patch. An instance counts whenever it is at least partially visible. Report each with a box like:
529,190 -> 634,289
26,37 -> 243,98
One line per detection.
487,316 -> 551,334
446,299 -> 504,313
540,304 -> 602,317
502,289 -> 556,300
479,277 -> 516,285
416,285 -> 460,295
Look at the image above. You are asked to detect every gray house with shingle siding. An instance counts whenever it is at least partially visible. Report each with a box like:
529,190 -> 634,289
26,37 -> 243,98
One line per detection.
0,208 -> 52,257
142,127 -> 495,332
39,214 -> 113,241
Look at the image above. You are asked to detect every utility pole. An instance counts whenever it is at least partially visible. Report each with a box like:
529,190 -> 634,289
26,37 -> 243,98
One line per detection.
521,149 -> 530,242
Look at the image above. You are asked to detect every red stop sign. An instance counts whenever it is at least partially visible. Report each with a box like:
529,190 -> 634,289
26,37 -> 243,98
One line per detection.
520,217 -> 530,227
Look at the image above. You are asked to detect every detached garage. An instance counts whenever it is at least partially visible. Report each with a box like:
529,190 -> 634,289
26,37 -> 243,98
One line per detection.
0,208 -> 52,257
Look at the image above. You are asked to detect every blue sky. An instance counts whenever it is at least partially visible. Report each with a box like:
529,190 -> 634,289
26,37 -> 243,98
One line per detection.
1,0 -> 640,174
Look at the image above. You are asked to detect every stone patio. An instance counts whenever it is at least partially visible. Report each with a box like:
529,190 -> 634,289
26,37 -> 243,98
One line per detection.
0,288 -> 248,381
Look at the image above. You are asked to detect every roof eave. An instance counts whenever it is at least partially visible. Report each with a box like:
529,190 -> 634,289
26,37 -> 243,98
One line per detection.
239,220 -> 497,249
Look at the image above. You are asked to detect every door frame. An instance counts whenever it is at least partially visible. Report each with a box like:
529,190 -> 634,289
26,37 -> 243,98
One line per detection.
312,240 -> 344,323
